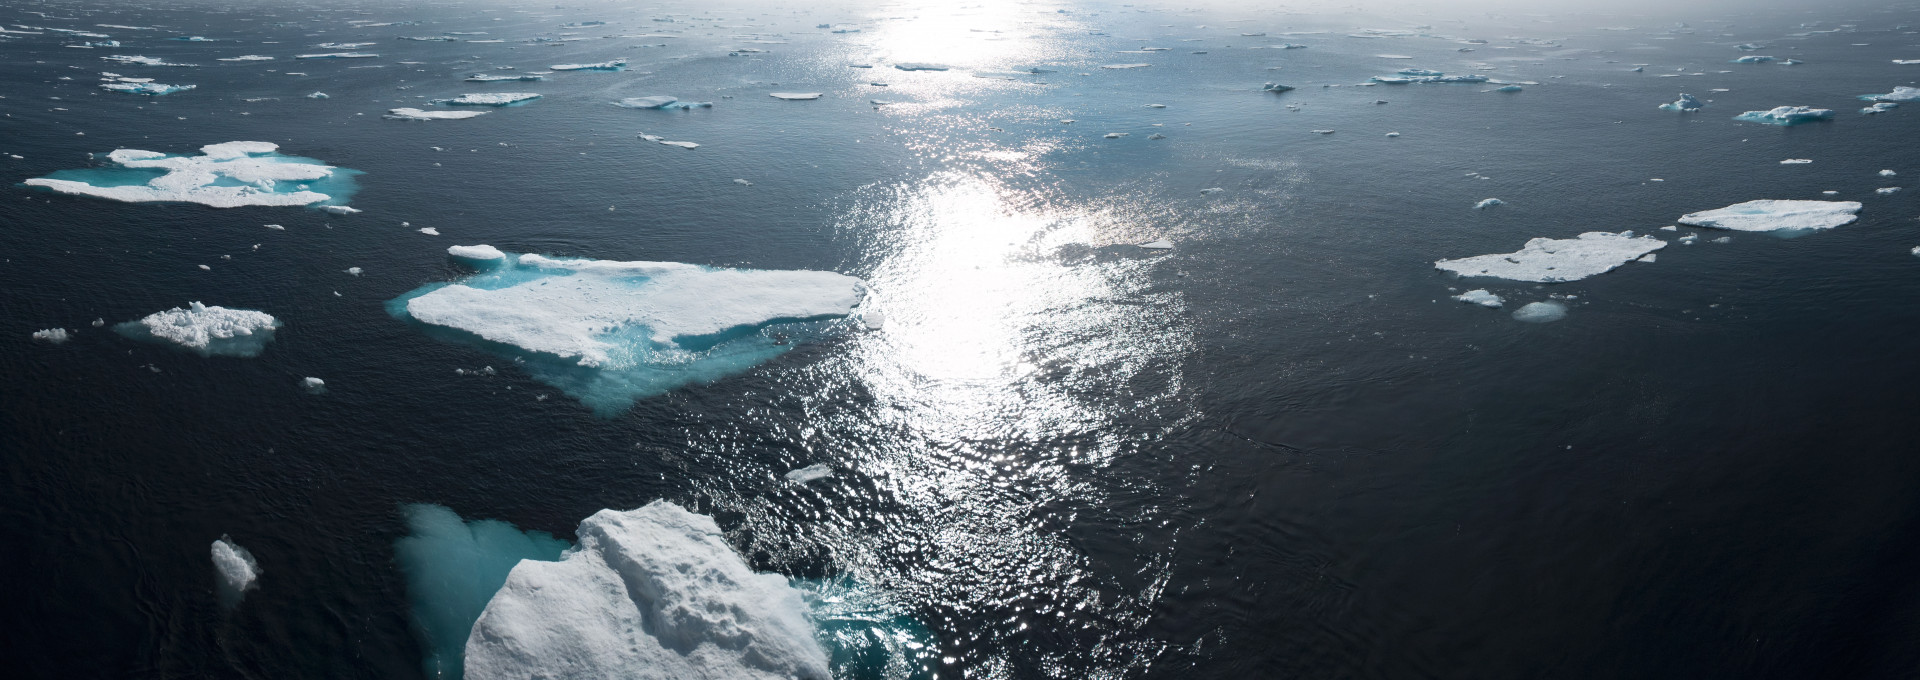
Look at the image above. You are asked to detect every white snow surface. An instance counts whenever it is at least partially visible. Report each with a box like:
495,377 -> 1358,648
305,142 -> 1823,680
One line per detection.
1677,200 -> 1862,232
404,252 -> 865,367
130,302 -> 279,352
24,141 -> 338,208
1435,231 -> 1665,283
463,501 -> 830,680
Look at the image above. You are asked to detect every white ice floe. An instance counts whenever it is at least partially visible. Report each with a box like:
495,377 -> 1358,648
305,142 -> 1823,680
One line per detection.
1475,198 -> 1504,209
1138,239 -> 1174,250
31,328 -> 71,344
306,92 -> 329,99
295,52 -> 378,59
1511,301 -> 1567,323
1659,93 -> 1703,112
1677,200 -> 1861,232
300,376 -> 326,394
116,302 -> 280,357
893,62 -> 949,71
435,93 -> 540,106
466,74 -> 543,82
211,536 -> 260,608
1262,82 -> 1295,92
25,141 -> 351,209
216,55 -> 273,61
614,96 -> 711,110
386,108 -> 488,120
1453,289 -> 1504,308
785,464 -> 833,483
1860,86 -> 1920,103
102,81 -> 195,95
1435,231 -> 1665,283
769,92 -> 822,100
637,133 -> 699,149
1882,170 -> 1898,177
463,501 -> 830,680
1101,63 -> 1151,69
1732,55 -> 1776,63
1879,187 -> 1903,195
321,205 -> 361,215
1733,106 -> 1834,126
550,59 -> 626,71
102,54 -> 195,66
1781,159 -> 1812,164
448,244 -> 506,262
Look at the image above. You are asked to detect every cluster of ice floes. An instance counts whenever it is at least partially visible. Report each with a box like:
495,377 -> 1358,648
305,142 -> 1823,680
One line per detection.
1677,200 -> 1861,232
615,95 -> 712,110
1435,231 -> 1665,283
386,107 -> 487,121
434,93 -> 540,106
1734,106 -> 1834,126
1659,93 -> 1703,112
114,302 -> 281,357
463,501 -> 830,680
390,247 -> 865,414
25,142 -> 358,209
211,536 -> 259,609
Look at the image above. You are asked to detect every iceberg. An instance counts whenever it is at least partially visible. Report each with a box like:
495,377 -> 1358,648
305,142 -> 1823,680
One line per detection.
1261,82 -> 1294,93
615,96 -> 712,110
448,244 -> 506,263
1453,289 -> 1504,308
211,536 -> 259,609
1862,102 -> 1898,114
1677,199 -> 1861,232
1435,231 -> 1665,283
1659,93 -> 1702,111
1733,106 -> 1834,126
101,82 -> 195,95
434,93 -> 541,106
388,249 -> 865,414
1512,301 -> 1568,323
550,59 -> 626,71
115,302 -> 280,357
1474,198 -> 1504,209
396,504 -> 570,680
785,464 -> 833,483
295,52 -> 378,59
25,141 -> 359,209
1860,86 -> 1920,103
464,501 -> 830,680
31,328 -> 70,344
300,376 -> 326,394
386,107 -> 488,120
770,92 -> 822,100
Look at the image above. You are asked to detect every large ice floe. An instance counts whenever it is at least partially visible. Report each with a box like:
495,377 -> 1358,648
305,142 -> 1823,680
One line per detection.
211,536 -> 259,609
434,93 -> 540,106
386,107 -> 488,121
1733,106 -> 1834,126
388,247 -> 865,414
115,302 -> 281,357
1677,199 -> 1862,232
24,141 -> 360,209
615,95 -> 712,110
1859,86 -> 1920,103
1435,231 -> 1665,283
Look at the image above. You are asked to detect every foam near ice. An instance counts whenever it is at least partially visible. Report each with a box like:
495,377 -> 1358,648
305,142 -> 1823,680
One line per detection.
24,141 -> 357,209
1733,106 -> 1834,126
1677,199 -> 1861,232
115,302 -> 280,357
436,93 -> 540,106
1435,231 -> 1665,283
211,536 -> 259,608
387,107 -> 488,120
463,501 -> 830,680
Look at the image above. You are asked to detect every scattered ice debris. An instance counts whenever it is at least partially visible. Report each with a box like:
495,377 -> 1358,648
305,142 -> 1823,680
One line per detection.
435,93 -> 540,106
1677,200 -> 1862,232
1879,187 -> 1903,195
102,54 -> 195,67
1101,63 -> 1151,69
1659,93 -> 1703,112
1860,86 -> 1920,103
294,53 -> 378,59
1138,239 -> 1174,250
769,92 -> 822,100
448,244 -> 506,264
115,302 -> 280,357
306,92 -> 328,99
550,59 -> 626,71
1261,82 -> 1295,93
785,464 -> 833,484
25,142 -> 356,209
300,376 -> 326,394
1474,198 -> 1504,209
1733,106 -> 1834,126
614,96 -> 711,110
1511,301 -> 1568,323
211,536 -> 260,609
1453,290 -> 1504,308
1780,159 -> 1813,165
466,74 -> 543,82
386,107 -> 487,121
462,501 -> 830,680
1732,55 -> 1776,63
1435,231 -> 1666,283
893,62 -> 949,71
217,55 -> 273,62
31,328 -> 71,344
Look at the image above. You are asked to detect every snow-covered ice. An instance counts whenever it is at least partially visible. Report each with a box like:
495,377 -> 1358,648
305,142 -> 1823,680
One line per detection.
1677,200 -> 1861,232
1879,187 -> 1902,195
893,62 -> 949,71
1435,231 -> 1665,283
301,377 -> 326,394
1860,86 -> 1920,103
1512,301 -> 1568,323
466,74 -> 543,82
395,504 -> 570,680
216,55 -> 273,61
211,536 -> 259,609
1781,159 -> 1813,164
102,54 -> 194,67
25,142 -> 358,209
386,107 -> 487,120
1453,290 -> 1504,308
1733,106 -> 1834,126
294,52 -> 378,59
448,244 -> 505,263
115,302 -> 280,357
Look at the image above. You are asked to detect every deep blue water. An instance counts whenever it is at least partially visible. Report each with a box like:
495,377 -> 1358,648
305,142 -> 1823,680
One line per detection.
4,0 -> 1920,678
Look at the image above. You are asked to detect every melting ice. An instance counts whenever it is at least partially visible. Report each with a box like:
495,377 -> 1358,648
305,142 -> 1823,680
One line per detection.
1435,232 -> 1665,283
1677,200 -> 1862,232
115,302 -> 280,357
24,141 -> 360,209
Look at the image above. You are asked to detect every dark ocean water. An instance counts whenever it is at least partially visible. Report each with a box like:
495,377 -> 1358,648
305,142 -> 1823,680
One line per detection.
4,0 -> 1920,677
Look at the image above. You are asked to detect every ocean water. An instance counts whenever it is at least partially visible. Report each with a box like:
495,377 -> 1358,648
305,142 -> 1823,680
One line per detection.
3,0 -> 1920,677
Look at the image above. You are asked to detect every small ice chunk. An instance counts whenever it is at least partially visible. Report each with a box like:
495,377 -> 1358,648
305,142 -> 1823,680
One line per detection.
101,82 -> 195,95
1200,188 -> 1225,194
615,96 -> 711,110
1138,239 -> 1174,250
1104,132 -> 1128,138
1733,106 -> 1834,126
1101,63 -> 1152,69
386,107 -> 488,120
785,464 -> 833,483
1453,289 -> 1504,308
420,227 -> 441,235
211,536 -> 260,608
1659,93 -> 1703,112
861,312 -> 885,330
32,328 -> 71,344
1311,129 -> 1334,134
1879,187 -> 1903,195
1732,55 -> 1776,63
345,267 -> 363,276
115,302 -> 279,357
1511,301 -> 1568,323
1881,170 -> 1898,177
295,53 -> 378,59
1474,198 -> 1504,209
300,376 -> 326,394
306,91 -> 329,99
1435,231 -> 1666,283
1147,133 -> 1166,139
321,205 -> 361,215
1677,200 -> 1862,232
549,60 -> 626,71
449,244 -> 506,262
1780,158 -> 1812,164
1261,82 -> 1295,93
769,92 -> 822,100
893,62 -> 949,71
1493,85 -> 1523,93
1711,236 -> 1732,243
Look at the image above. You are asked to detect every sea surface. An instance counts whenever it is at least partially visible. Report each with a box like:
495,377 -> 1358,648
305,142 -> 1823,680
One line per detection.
4,0 -> 1920,677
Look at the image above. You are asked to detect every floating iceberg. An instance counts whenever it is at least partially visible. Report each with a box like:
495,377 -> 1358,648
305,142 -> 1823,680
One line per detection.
1453,289 -> 1504,308
464,501 -> 830,680
1862,102 -> 1898,114
211,536 -> 259,609
638,133 -> 699,149
1677,199 -> 1861,232
102,54 -> 195,66
396,504 -> 571,680
1733,106 -> 1834,126
387,107 -> 488,120
389,249 -> 865,414
1732,55 -> 1776,63
435,93 -> 541,106
1474,198 -> 1504,209
466,74 -> 543,82
1435,231 -> 1665,283
295,52 -> 378,59
300,376 -> 326,394
1780,158 -> 1812,165
115,302 -> 281,357
101,82 -> 194,95
1261,82 -> 1294,93
1659,93 -> 1703,111
448,244 -> 505,263
25,141 -> 359,209
770,92 -> 822,100
1512,301 -> 1568,323
1860,86 -> 1920,103
550,59 -> 626,71
614,96 -> 712,110
306,91 -> 329,99
32,328 -> 70,344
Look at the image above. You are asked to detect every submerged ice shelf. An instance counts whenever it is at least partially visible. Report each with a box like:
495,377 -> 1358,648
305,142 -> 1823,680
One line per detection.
24,141 -> 359,209
1435,232 -> 1665,283
389,247 -> 865,415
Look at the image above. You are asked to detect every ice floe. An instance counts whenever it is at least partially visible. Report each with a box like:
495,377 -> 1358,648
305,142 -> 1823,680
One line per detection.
448,244 -> 506,263
1733,106 -> 1834,126
295,52 -> 378,59
894,62 -> 949,71
615,96 -> 711,110
463,501 -> 829,680
1262,82 -> 1294,93
1512,301 -> 1568,323
115,302 -> 280,357
390,249 -> 864,414
99,81 -> 194,95
396,504 -> 570,680
1659,93 -> 1703,112
785,463 -> 833,483
1860,86 -> 1920,103
386,107 -> 487,121
1435,231 -> 1665,283
102,54 -> 194,66
25,141 -> 358,209
211,536 -> 259,609
1453,290 -> 1504,308
1862,102 -> 1899,115
1474,198 -> 1504,209
32,328 -> 70,344
1732,55 -> 1776,63
466,74 -> 543,82
769,92 -> 822,100
550,59 -> 626,71
1101,63 -> 1151,69
1878,187 -> 1902,195
300,377 -> 326,394
216,55 -> 273,61
1677,200 -> 1861,232
435,93 -> 540,106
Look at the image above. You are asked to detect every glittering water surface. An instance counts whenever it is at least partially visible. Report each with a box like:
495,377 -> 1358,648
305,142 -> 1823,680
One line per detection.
4,0 -> 1920,678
